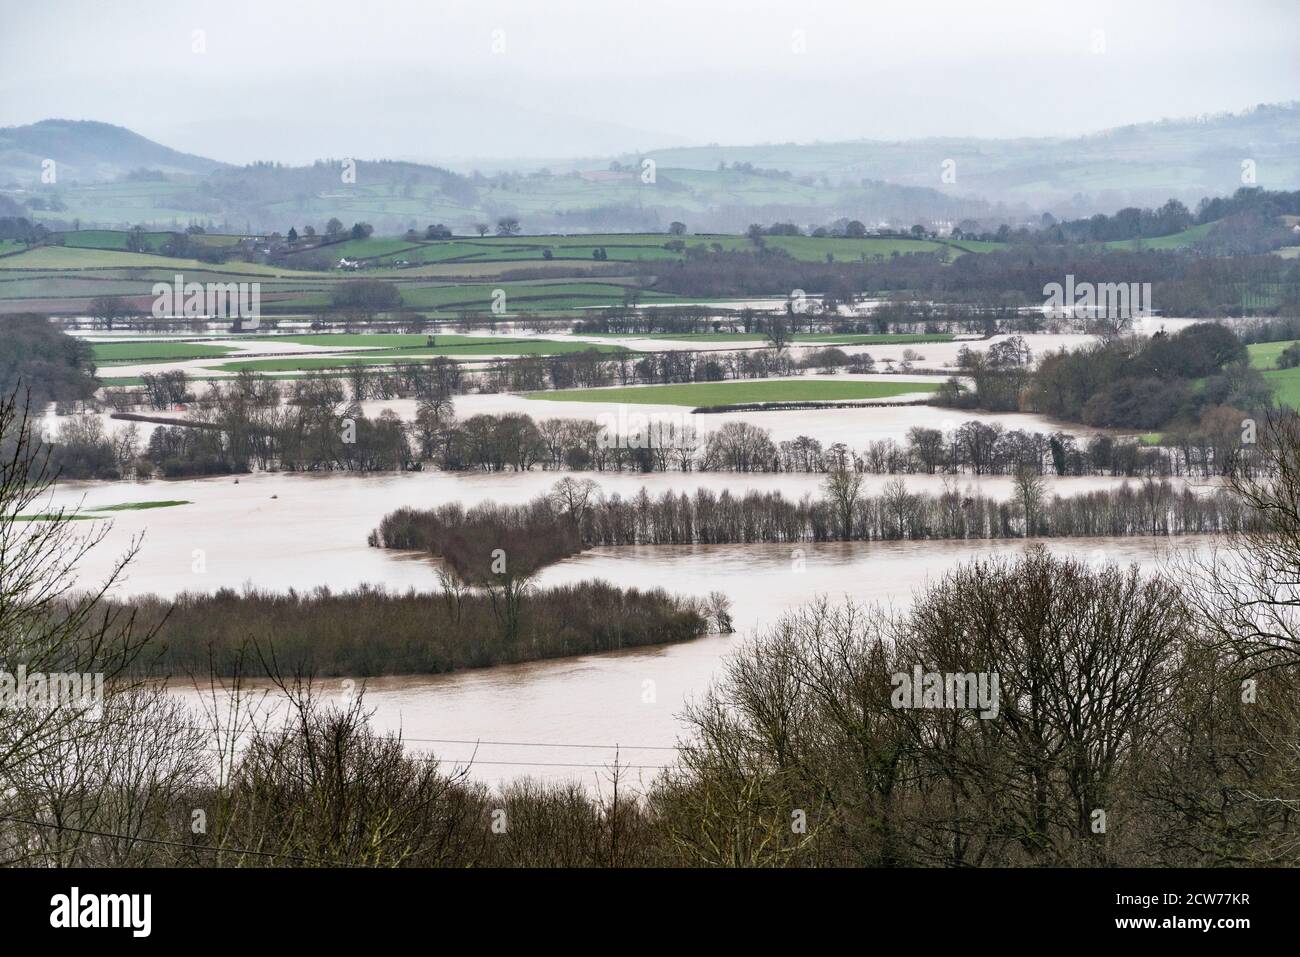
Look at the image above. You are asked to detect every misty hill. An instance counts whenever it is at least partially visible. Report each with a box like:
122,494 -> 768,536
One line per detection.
1,124 -> 998,235
616,103 -> 1300,217
3,104 -> 1299,234
0,119 -> 227,185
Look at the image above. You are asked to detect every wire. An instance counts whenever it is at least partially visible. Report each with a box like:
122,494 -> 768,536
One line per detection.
390,736 -> 680,750
189,743 -> 671,770
149,719 -> 687,752
422,759 -> 668,769
0,814 -> 337,866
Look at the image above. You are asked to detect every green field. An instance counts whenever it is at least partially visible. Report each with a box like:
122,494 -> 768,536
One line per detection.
268,333 -> 494,348
17,230 -> 1002,278
795,333 -> 954,345
16,499 -> 190,521
210,338 -> 628,372
1265,368 -> 1300,408
578,332 -> 955,345
91,341 -> 238,363
1102,223 -> 1214,250
0,228 -> 1004,322
1249,341 -> 1300,408
55,229 -> 173,252
337,233 -> 998,267
0,244 -> 329,276
1248,339 -> 1296,370
531,378 -> 940,407
91,500 -> 191,511
267,279 -> 670,312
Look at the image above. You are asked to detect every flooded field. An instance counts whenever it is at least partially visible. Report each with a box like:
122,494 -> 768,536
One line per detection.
37,464 -> 1213,790
44,468 -> 1211,598
174,535 -> 1201,791
49,314 -> 1227,790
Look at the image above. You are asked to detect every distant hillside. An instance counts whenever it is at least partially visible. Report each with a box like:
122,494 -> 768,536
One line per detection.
0,134 -> 998,235
0,119 -> 227,185
3,104 -> 1299,233
616,103 -> 1300,217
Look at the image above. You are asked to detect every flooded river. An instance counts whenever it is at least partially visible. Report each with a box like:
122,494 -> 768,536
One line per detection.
42,468 -> 1209,791
171,536 -> 1199,792
46,469 -> 1211,597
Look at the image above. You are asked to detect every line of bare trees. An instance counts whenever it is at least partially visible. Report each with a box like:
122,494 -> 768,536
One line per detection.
373,473 -> 1249,553
70,376 -> 1250,480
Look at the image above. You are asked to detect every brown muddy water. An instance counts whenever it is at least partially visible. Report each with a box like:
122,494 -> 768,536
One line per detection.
171,536 -> 1199,792
43,468 -> 1208,790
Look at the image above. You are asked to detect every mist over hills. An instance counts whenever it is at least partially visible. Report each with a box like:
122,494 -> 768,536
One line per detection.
3,103 -> 1298,234
0,118 -> 226,184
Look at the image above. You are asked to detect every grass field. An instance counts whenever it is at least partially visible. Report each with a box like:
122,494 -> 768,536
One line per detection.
92,341 -> 238,363
268,279 -> 670,312
92,500 -> 191,511
531,378 -> 940,406
55,230 -> 172,252
578,332 -> 956,345
210,339 -> 628,371
267,333 -> 496,348
1248,339 -> 1296,369
1265,368 -> 1300,409
11,231 -> 1004,278
345,233 -> 999,266
0,244 -> 331,276
16,500 -> 190,522
1249,341 -> 1300,408
0,228 -> 1004,323
1102,223 -> 1214,250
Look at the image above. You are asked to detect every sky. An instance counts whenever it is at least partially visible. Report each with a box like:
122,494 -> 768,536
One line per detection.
1,0 -> 1297,166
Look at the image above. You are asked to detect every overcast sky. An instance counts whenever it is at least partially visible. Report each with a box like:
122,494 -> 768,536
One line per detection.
2,0 -> 1297,165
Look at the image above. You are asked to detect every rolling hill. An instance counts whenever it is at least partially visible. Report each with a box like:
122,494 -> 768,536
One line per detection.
3,104 -> 1299,234
0,119 -> 227,185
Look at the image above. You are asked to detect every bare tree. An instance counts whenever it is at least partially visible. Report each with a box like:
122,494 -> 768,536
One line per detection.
822,461 -> 864,540
1014,463 -> 1045,536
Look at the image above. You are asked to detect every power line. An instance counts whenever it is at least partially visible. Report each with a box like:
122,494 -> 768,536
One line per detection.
158,720 -> 686,752
421,758 -> 668,770
0,814 -> 337,866
399,736 -> 679,751
188,743 -> 671,771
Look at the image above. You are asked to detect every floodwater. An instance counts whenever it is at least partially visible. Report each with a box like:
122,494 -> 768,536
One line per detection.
441,388 -> 1097,446
172,536 -> 1201,792
35,467 -> 1212,790
55,314 -> 1232,790
43,469 -> 1212,598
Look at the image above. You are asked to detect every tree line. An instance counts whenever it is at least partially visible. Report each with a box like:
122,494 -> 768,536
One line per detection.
636,244 -> 1300,318
372,474 -> 1250,555
941,320 -> 1275,434
49,388 -> 1249,481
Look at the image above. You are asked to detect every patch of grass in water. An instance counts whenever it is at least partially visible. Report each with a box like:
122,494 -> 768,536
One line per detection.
92,500 -> 191,511
15,500 -> 191,521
